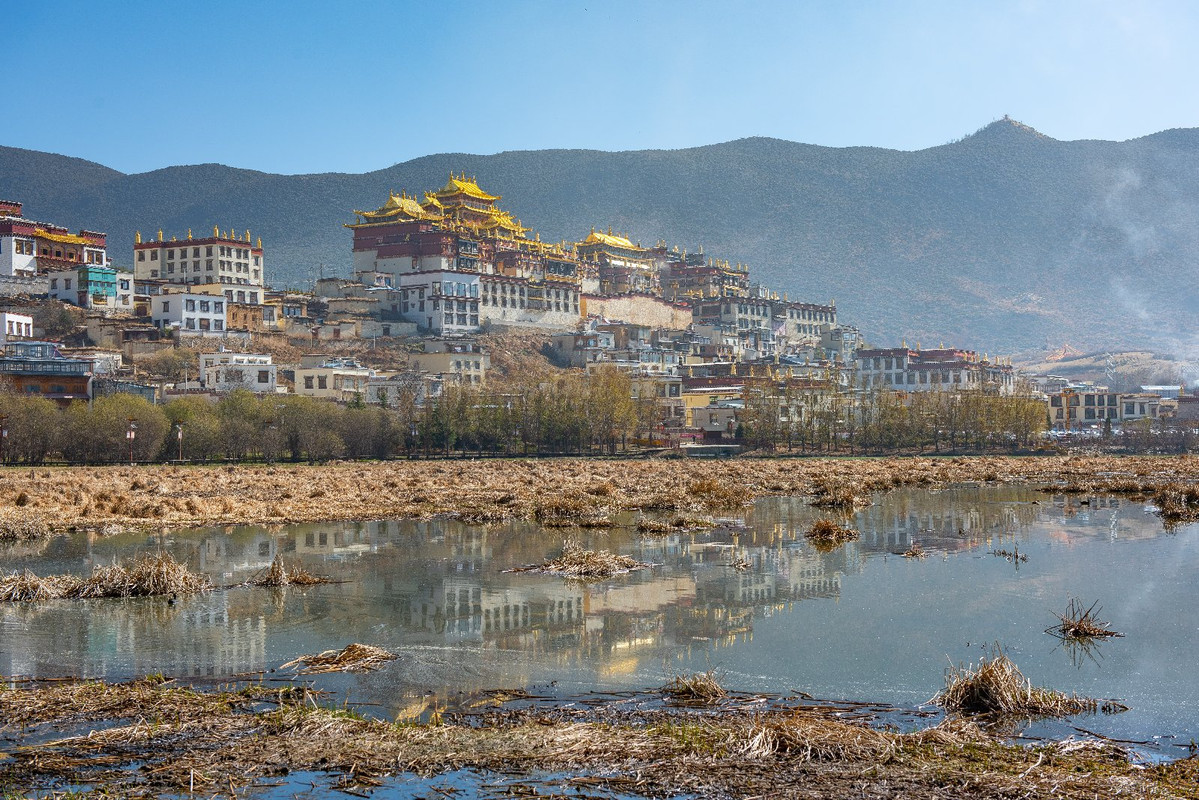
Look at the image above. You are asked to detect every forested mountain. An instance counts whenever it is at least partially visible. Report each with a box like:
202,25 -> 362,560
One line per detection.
5,117 -> 1199,354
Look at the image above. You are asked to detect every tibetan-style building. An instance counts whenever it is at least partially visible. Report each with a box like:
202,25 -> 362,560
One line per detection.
133,227 -> 265,304
0,200 -> 108,278
347,175 -> 582,333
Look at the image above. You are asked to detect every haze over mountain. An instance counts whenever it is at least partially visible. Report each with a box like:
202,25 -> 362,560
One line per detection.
4,117 -> 1199,357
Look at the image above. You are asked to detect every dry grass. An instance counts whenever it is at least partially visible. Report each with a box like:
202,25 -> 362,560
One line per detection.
279,643 -> 396,674
1048,598 -> 1123,641
247,555 -> 333,587
0,677 -> 1187,799
937,650 -> 1127,717
903,542 -> 927,559
510,541 -> 650,579
0,552 -> 210,601
804,518 -> 860,546
2,456 -> 1199,538
661,671 -> 728,706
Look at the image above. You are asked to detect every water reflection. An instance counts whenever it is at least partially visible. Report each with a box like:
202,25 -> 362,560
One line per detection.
2,485 -> 1195,753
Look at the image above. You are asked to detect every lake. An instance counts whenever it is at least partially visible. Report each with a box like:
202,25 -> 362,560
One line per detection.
2,484 -> 1195,759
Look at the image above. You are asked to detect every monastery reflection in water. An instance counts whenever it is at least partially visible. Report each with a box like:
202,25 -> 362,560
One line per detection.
0,487 -> 1072,684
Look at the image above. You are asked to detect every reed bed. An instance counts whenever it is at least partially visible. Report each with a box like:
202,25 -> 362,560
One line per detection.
804,518 -> 860,546
0,552 -> 210,601
279,642 -> 396,674
510,542 -> 650,579
903,542 -> 927,559
661,671 -> 728,706
247,555 -> 333,587
1047,598 -> 1123,640
937,651 -> 1127,717
2,677 -> 1186,799
1,456 -> 1198,538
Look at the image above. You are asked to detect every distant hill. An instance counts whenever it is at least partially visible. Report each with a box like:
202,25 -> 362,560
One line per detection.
4,118 -> 1199,355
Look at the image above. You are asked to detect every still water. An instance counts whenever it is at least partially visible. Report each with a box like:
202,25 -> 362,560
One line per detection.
2,486 -> 1196,756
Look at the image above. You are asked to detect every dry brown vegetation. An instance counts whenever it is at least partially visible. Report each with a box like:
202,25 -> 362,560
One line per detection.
279,643 -> 396,674
937,651 -> 1128,718
246,554 -> 333,587
1,455 -> 1199,540
510,541 -> 650,579
1048,599 -> 1123,641
0,552 -> 210,601
0,678 -> 1191,799
661,670 -> 729,706
805,518 -> 860,547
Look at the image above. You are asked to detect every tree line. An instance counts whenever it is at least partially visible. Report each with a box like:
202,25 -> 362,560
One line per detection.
4,370 -> 1166,465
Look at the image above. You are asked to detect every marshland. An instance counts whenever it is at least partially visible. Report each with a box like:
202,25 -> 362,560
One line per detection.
3,455 -> 1199,797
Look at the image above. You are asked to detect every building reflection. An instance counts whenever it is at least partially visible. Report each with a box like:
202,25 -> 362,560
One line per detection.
1,487 -> 1063,687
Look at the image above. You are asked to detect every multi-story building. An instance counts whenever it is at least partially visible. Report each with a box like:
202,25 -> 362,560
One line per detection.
133,227 -> 263,299
150,290 -> 228,336
0,200 -> 108,277
198,352 -> 277,393
409,339 -> 489,385
657,246 -> 750,302
47,265 -> 134,312
294,357 -> 374,401
0,312 -> 34,344
347,176 -> 582,332
576,228 -> 657,296
0,341 -> 91,404
856,346 -> 1016,395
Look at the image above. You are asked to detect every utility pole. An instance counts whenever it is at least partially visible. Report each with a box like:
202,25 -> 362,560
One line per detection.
126,418 -> 137,466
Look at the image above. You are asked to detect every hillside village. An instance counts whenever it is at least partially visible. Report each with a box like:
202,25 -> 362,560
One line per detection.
1,178 -> 1195,458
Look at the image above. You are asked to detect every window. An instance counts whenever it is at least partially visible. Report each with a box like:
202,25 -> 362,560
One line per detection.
137,251 -> 145,262
50,279 -> 57,289
161,300 -> 170,312
206,247 -> 213,256
317,375 -> 327,389
213,320 -> 223,330
185,318 -> 196,329
214,301 -> 223,312
199,300 -> 210,312
64,278 -> 72,289
304,376 -> 314,389
185,299 -> 195,311
150,251 -> 158,261
258,370 -> 270,383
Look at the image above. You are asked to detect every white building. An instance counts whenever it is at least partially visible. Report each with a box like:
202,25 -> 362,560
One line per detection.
198,352 -> 277,393
294,357 -> 375,401
150,290 -> 228,336
134,227 -> 264,299
0,312 -> 34,344
395,270 -> 480,334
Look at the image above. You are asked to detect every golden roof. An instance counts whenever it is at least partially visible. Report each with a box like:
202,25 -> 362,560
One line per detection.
580,228 -> 640,250
435,173 -> 499,202
34,228 -> 90,246
353,191 -> 441,223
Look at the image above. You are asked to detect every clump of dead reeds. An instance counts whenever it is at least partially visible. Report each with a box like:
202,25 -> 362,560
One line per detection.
661,670 -> 728,706
903,542 -> 927,559
1047,599 -> 1123,641
1152,483 -> 1199,525
533,494 -> 611,528
0,552 -> 210,601
511,542 -> 650,579
810,481 -> 870,510
937,650 -> 1126,717
0,569 -> 78,601
248,555 -> 333,587
686,478 -> 752,511
992,545 -> 1028,564
804,519 -> 859,546
279,643 -> 396,674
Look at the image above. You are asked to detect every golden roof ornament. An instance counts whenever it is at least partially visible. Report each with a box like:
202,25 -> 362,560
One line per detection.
187,229 -> 192,240
213,225 -> 219,237
157,229 -> 163,242
256,237 -> 262,248
135,231 -> 142,244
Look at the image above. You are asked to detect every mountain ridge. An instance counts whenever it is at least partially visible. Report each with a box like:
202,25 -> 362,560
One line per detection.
4,122 -> 1199,357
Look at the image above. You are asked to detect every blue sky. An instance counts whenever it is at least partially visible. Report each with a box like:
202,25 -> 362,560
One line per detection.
8,0 -> 1199,175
